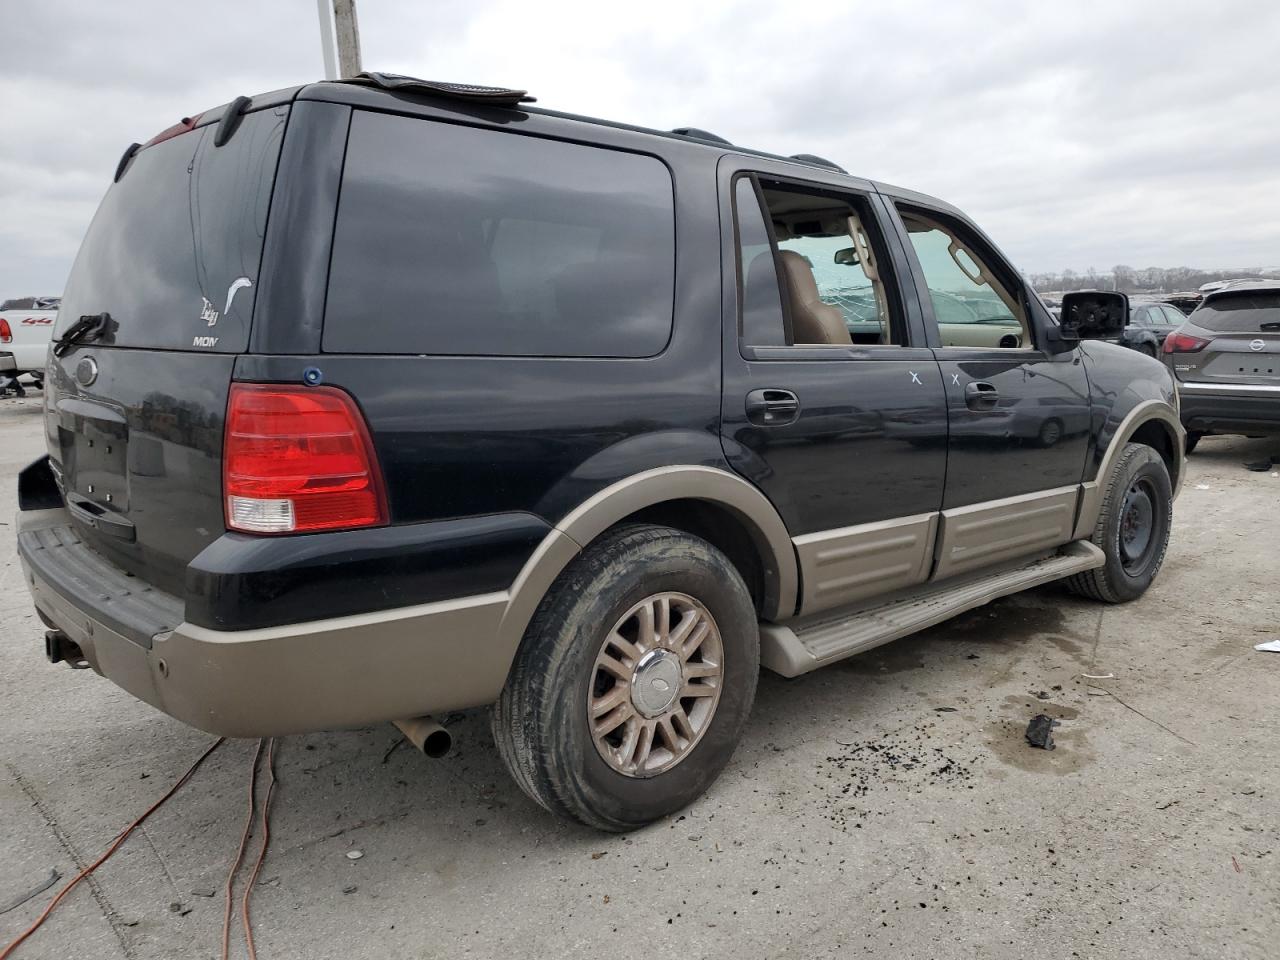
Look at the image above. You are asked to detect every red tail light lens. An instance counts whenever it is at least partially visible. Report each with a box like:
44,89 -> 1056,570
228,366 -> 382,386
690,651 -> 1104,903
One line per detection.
0,318 -> 11,343
1164,332 -> 1209,354
223,384 -> 387,534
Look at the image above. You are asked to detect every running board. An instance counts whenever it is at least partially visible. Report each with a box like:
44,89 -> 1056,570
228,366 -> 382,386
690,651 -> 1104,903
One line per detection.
759,540 -> 1104,677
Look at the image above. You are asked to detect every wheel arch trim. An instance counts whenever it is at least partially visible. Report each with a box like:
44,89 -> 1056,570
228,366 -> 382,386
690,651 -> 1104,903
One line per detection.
1073,399 -> 1184,540
497,466 -> 799,656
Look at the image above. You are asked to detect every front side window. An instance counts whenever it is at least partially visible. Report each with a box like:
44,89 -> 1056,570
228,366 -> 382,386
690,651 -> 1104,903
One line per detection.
899,208 -> 1030,349
325,111 -> 675,357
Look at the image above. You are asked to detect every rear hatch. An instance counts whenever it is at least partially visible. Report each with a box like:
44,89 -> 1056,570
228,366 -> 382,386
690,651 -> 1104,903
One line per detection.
1173,289 -> 1280,385
45,103 -> 289,594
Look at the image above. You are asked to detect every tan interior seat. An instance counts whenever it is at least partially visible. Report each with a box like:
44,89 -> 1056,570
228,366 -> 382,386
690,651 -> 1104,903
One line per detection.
778,250 -> 851,345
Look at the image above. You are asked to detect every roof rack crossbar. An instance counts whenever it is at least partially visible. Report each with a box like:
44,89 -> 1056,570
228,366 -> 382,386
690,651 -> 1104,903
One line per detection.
789,153 -> 847,173
670,127 -> 733,146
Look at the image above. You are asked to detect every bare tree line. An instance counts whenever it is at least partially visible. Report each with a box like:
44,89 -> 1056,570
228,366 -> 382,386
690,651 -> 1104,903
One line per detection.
1028,265 -> 1280,294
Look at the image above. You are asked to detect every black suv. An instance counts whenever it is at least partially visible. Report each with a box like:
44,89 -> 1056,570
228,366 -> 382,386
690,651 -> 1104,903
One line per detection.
17,76 -> 1183,831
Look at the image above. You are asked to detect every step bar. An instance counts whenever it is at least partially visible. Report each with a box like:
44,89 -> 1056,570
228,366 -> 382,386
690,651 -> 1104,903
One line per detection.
759,540 -> 1105,678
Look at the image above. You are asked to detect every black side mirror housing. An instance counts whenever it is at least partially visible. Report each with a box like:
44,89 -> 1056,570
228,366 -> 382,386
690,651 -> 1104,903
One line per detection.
1058,291 -> 1128,343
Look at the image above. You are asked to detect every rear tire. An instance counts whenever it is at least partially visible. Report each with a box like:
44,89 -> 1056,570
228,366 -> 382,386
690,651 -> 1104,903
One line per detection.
492,524 -> 759,831
1138,343 -> 1157,358
1066,443 -> 1172,603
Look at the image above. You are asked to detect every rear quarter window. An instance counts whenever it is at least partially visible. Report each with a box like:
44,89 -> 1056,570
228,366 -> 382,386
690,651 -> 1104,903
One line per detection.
323,111 -> 675,357
1192,292 -> 1280,332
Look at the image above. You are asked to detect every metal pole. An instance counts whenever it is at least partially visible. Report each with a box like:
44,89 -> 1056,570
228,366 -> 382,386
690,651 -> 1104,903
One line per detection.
316,0 -> 339,80
333,0 -> 363,78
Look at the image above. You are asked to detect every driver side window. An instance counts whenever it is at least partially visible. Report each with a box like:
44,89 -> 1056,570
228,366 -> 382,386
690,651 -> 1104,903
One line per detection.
898,208 -> 1030,350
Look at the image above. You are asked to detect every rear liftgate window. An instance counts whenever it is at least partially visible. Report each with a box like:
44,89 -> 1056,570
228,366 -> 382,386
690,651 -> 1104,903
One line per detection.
324,112 -> 676,357
1192,292 -> 1280,332
56,106 -> 288,353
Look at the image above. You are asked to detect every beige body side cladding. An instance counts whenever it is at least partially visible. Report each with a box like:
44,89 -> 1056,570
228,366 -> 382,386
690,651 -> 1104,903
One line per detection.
21,466 -> 800,737
760,540 -> 1105,677
933,486 -> 1079,580
793,513 -> 938,615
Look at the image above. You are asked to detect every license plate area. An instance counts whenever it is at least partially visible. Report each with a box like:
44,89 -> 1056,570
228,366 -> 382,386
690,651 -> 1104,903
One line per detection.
57,407 -> 131,511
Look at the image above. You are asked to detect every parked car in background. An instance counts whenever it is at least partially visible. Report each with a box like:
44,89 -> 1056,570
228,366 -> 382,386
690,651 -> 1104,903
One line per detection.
1125,301 -> 1186,353
1163,280 -> 1280,452
0,296 -> 59,394
16,76 -> 1183,830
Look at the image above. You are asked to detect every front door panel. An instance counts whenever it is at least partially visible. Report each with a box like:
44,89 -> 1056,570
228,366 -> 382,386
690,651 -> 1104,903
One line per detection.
936,352 -> 1092,508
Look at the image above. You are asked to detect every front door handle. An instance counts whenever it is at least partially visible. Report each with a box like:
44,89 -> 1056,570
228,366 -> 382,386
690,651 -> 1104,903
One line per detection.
745,388 -> 800,426
964,381 -> 999,411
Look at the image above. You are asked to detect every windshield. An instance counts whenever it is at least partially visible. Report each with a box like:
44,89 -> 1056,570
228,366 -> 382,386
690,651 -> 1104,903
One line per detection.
56,105 -> 287,352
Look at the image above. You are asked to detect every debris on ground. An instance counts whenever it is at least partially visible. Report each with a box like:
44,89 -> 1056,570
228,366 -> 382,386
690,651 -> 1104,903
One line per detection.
1255,639 -> 1280,653
1025,714 -> 1059,750
189,886 -> 217,899
0,868 -> 61,915
933,707 -> 958,713
345,850 -> 364,861
1244,456 -> 1276,472
1033,690 -> 1051,700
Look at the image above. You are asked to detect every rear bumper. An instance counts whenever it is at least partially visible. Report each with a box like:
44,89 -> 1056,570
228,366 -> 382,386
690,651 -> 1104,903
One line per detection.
17,507 -> 516,737
0,352 -> 16,374
1177,381 -> 1280,435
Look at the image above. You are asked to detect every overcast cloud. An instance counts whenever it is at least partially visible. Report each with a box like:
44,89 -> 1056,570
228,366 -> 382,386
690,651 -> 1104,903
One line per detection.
2,0 -> 1277,296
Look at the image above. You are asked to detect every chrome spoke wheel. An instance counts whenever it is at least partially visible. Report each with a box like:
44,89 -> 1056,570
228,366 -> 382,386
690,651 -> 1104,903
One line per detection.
588,591 -> 724,778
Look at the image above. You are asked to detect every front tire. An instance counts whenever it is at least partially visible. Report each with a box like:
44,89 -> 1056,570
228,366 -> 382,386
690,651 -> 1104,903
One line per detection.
1066,443 -> 1172,603
492,524 -> 759,831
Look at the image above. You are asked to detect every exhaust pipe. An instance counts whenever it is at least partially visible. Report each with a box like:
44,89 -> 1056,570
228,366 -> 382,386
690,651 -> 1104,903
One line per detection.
393,717 -> 452,758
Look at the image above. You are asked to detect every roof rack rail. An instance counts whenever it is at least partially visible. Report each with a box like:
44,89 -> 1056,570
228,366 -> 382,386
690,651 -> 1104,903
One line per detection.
340,72 -> 535,106
790,153 -> 847,174
670,127 -> 733,146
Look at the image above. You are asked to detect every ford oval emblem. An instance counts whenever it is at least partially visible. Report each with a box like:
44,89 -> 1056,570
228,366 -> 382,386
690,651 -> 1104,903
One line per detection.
1250,339 -> 1266,352
75,356 -> 99,387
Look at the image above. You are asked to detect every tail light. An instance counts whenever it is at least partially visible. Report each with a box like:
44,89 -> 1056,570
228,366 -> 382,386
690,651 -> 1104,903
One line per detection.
1163,332 -> 1209,354
223,384 -> 387,534
0,318 -> 11,343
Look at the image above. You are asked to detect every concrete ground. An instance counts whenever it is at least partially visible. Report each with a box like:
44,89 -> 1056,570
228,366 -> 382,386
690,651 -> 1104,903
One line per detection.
0,387 -> 1276,960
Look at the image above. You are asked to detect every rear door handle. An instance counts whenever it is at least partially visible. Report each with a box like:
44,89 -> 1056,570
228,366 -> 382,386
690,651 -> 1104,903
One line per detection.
964,381 -> 999,411
745,388 -> 800,426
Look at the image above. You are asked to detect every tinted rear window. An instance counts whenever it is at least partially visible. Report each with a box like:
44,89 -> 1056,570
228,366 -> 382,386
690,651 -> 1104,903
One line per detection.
323,111 -> 675,357
1192,292 -> 1280,332
56,106 -> 287,352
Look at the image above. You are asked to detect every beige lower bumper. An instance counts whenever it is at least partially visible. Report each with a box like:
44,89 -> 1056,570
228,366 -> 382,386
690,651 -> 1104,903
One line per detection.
27,561 -> 511,737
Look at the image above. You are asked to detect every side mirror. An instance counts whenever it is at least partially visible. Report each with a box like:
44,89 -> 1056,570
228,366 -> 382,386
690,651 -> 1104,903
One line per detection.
833,247 -> 861,266
1059,290 -> 1128,341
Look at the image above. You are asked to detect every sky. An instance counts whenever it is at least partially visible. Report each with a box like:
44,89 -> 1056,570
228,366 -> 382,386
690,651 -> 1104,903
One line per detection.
2,0 -> 1278,297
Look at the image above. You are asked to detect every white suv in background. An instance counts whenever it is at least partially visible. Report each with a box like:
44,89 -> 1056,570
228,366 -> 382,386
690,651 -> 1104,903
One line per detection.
0,296 -> 59,394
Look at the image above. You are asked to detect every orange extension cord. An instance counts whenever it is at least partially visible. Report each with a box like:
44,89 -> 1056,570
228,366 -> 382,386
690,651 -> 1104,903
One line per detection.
0,737 -> 226,960
1,736 -> 279,960
221,737 -> 277,960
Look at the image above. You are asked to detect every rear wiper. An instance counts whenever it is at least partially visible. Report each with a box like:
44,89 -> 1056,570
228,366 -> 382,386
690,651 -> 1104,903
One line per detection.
53,313 -> 113,358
